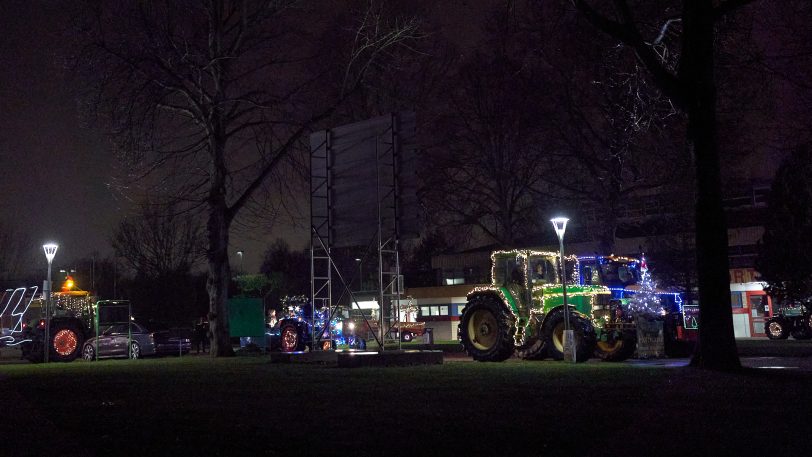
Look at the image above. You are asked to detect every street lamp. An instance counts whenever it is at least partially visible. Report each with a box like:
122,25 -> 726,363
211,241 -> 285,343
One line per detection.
236,250 -> 244,274
43,243 -> 58,363
550,217 -> 575,362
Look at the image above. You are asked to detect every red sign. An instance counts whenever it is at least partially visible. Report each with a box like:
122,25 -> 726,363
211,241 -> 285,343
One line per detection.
729,268 -> 760,284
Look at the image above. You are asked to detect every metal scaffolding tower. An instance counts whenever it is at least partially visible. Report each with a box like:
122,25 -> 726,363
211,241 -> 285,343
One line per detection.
309,112 -> 417,350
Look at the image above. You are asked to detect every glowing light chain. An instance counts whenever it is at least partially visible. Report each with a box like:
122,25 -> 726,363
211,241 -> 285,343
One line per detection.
577,255 -> 640,264
471,250 -> 690,347
467,285 -> 525,345
577,254 -> 685,313
0,287 -> 38,345
490,250 -> 580,289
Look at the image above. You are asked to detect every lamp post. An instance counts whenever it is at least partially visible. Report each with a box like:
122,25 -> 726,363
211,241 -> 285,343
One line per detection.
43,243 -> 58,363
236,250 -> 244,275
355,258 -> 362,291
550,217 -> 575,362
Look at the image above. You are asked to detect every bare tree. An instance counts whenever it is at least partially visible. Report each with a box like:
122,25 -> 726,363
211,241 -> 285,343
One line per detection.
0,222 -> 36,281
73,0 -> 419,355
570,0 -> 770,370
537,42 -> 687,253
111,201 -> 204,279
424,50 -> 549,247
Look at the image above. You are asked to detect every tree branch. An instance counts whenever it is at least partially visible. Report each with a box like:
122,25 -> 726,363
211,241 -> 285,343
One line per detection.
713,0 -> 758,20
572,0 -> 684,106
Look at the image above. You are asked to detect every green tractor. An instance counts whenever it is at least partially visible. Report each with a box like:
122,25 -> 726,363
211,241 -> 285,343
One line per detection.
459,250 -> 611,362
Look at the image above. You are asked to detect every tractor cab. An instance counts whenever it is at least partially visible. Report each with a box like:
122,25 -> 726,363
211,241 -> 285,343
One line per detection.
492,251 -> 568,287
578,256 -> 641,289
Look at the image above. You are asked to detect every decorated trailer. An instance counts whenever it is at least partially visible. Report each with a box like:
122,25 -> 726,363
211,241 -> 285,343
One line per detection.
458,250 -> 695,362
388,321 -> 426,342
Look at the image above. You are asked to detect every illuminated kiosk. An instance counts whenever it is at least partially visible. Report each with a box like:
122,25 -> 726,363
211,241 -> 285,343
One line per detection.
269,112 -> 441,366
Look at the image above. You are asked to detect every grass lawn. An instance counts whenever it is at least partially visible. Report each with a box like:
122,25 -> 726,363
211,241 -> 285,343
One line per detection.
1,355 -> 808,456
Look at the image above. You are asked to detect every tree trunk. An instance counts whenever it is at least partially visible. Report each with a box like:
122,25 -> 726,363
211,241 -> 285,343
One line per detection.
206,201 -> 234,357
683,2 -> 740,370
206,130 -> 235,357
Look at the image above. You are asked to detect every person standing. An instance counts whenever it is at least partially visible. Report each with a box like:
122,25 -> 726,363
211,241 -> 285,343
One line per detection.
194,317 -> 207,354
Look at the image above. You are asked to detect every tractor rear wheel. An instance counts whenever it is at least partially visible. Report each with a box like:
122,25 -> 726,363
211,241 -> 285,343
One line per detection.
543,309 -> 596,363
459,295 -> 515,362
49,321 -> 84,362
280,322 -> 304,352
595,330 -> 636,362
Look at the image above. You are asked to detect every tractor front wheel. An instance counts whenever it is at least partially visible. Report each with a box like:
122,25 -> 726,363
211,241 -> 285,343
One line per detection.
765,319 -> 789,340
459,295 -> 515,362
543,309 -> 596,363
595,330 -> 636,362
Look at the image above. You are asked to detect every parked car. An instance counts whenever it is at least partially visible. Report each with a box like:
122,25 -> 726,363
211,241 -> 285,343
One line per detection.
81,322 -> 191,360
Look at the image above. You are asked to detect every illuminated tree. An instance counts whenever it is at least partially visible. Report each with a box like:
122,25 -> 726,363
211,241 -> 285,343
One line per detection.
629,256 -> 663,315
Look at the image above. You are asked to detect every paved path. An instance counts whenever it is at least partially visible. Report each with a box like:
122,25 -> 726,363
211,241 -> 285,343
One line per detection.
443,352 -> 812,370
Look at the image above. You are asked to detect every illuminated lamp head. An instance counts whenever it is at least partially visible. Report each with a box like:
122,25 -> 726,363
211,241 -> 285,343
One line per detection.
550,217 -> 569,241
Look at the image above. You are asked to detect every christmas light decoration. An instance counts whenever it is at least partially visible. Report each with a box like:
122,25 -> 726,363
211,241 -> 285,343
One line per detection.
628,256 -> 663,316
0,287 -> 38,345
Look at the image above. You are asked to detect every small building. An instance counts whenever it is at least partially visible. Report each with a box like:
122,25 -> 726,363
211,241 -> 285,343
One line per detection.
405,284 -> 478,341
729,267 -> 772,337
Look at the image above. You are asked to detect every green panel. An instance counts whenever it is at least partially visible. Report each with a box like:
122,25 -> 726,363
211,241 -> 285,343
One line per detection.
535,285 -> 607,315
228,298 -> 265,337
499,287 -> 519,314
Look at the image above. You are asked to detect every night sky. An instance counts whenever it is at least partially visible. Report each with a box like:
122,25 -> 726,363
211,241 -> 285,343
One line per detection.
1,1 -> 805,275
0,1 -> 120,267
0,0 -> 490,274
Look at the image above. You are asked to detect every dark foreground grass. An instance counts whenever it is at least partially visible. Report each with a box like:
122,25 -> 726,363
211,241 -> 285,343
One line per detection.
1,356 -> 808,457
